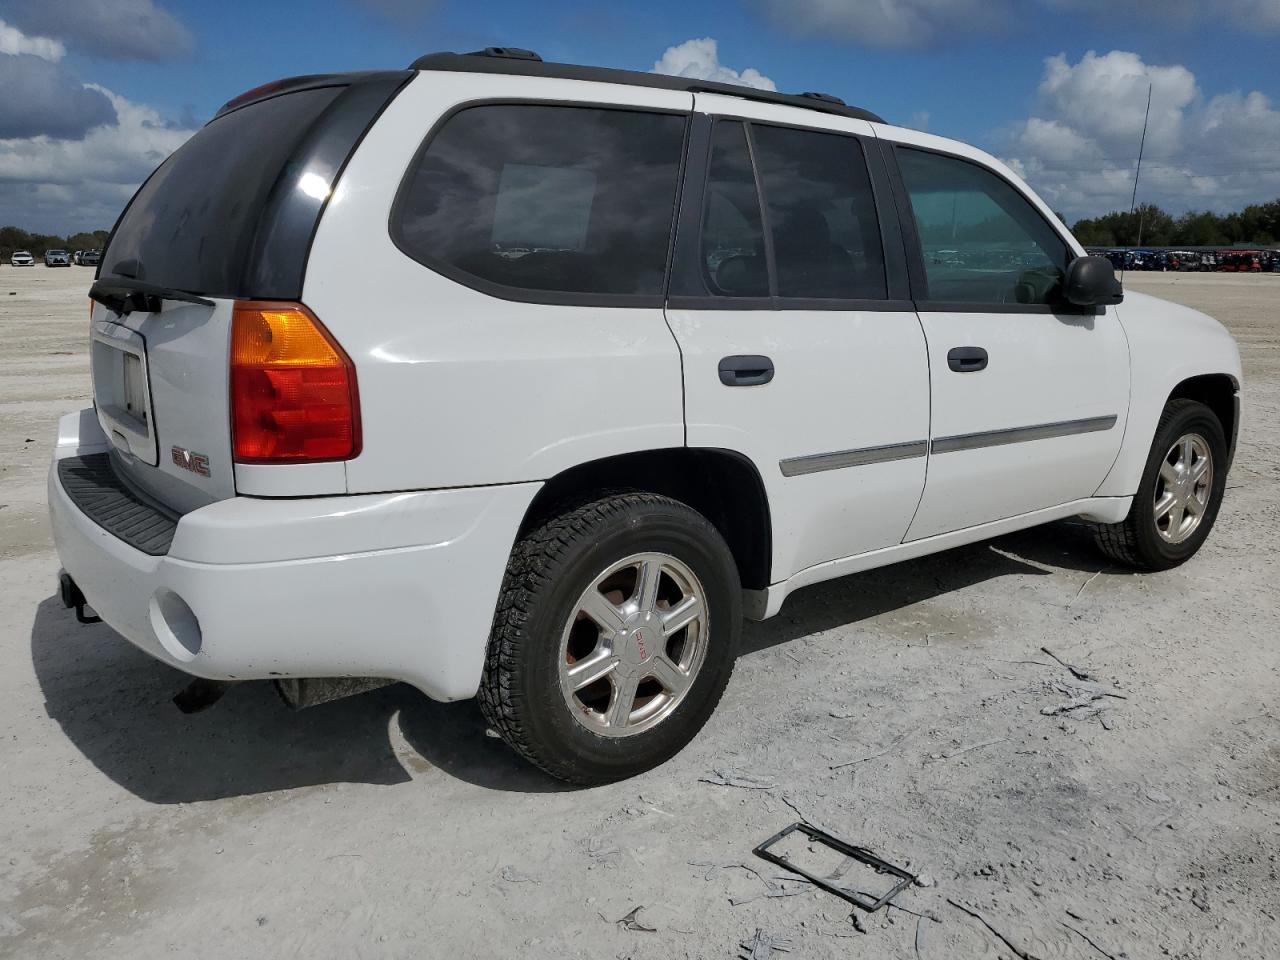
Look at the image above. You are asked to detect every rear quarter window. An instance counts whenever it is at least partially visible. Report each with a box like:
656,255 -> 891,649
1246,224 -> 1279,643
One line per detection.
391,104 -> 687,301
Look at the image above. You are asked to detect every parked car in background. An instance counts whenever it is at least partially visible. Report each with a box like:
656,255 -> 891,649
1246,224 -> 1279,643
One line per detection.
50,48 -> 1243,784
9,250 -> 35,267
80,250 -> 101,267
44,249 -> 71,267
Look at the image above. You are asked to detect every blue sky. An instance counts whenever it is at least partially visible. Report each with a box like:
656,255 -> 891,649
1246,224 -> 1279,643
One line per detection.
3,0 -> 1279,234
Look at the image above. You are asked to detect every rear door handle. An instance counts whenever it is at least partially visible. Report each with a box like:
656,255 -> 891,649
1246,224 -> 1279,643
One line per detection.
719,355 -> 775,386
947,346 -> 988,373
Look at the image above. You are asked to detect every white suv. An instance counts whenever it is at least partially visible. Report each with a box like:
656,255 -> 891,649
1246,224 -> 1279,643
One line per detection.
50,49 -> 1241,783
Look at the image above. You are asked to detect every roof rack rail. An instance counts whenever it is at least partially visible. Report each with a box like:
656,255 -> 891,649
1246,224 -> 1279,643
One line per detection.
465,47 -> 542,62
800,92 -> 845,106
407,50 -> 885,125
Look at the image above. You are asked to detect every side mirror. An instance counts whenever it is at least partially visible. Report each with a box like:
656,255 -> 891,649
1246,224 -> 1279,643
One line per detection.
1064,255 -> 1124,307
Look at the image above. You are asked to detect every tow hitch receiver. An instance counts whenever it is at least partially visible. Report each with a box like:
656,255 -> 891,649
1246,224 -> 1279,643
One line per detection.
58,572 -> 101,625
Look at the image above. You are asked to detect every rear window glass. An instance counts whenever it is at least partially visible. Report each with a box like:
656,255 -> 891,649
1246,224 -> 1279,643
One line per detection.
102,87 -> 344,296
392,105 -> 687,299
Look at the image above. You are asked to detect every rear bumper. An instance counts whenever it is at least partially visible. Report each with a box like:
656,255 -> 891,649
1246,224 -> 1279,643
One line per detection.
49,409 -> 539,701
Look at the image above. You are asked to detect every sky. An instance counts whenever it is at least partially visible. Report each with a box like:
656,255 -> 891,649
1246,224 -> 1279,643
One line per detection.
2,0 -> 1279,235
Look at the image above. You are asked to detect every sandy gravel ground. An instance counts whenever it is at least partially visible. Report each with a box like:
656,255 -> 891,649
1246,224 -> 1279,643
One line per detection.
1,267 -> 1277,959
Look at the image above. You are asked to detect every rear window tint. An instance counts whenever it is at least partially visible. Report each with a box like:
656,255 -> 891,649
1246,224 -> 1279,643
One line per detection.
700,122 -> 769,298
102,87 -> 344,296
392,105 -> 687,299
750,125 -> 887,301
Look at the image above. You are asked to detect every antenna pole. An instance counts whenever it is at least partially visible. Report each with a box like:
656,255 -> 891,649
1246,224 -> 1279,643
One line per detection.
1129,83 -> 1154,251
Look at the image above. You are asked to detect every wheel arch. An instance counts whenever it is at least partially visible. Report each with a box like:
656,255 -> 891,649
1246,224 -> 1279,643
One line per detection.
1096,368 -> 1241,499
519,448 -> 773,591
1167,373 -> 1240,469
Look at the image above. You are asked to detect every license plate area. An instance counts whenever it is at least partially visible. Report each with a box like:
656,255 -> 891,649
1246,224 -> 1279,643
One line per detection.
91,321 -> 158,466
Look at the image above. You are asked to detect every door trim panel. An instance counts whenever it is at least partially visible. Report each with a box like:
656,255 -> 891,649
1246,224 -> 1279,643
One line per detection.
780,439 -> 928,477
931,414 -> 1118,454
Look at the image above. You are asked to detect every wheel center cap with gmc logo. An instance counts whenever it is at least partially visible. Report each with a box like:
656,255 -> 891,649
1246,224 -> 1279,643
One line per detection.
617,611 -> 660,669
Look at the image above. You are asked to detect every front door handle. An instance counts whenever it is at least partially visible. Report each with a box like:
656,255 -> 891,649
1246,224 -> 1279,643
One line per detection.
947,346 -> 988,373
719,355 -> 775,386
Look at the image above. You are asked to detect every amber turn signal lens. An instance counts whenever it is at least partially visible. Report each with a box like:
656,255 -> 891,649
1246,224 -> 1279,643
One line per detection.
229,302 -> 360,463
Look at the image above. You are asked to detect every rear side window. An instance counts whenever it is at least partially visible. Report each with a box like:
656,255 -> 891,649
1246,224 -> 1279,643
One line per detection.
102,87 -> 345,296
700,122 -> 769,297
896,147 -> 1070,304
751,125 -> 887,300
392,105 -> 687,300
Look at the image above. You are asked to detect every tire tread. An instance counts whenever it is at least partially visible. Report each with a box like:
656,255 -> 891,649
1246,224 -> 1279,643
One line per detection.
477,491 -> 729,784
1091,398 -> 1217,569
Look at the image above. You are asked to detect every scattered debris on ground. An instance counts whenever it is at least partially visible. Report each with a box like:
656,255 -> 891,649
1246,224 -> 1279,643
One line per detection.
1041,645 -> 1095,681
499,866 -> 539,884
700,770 -> 777,789
614,907 -> 656,932
829,731 -> 913,769
738,927 -> 792,958
926,737 -> 1007,762
947,898 -> 1042,960
1068,570 -> 1103,607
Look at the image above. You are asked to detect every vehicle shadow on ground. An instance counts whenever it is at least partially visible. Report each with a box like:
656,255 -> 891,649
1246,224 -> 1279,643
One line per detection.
30,521 -> 1108,804
741,519 -> 1103,654
29,597 -> 565,803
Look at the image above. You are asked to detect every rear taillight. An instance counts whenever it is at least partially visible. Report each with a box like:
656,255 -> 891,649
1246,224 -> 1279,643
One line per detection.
230,301 -> 360,463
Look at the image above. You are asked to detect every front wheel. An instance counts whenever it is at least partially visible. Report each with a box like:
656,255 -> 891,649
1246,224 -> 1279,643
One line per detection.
479,492 -> 741,785
1093,398 -> 1228,570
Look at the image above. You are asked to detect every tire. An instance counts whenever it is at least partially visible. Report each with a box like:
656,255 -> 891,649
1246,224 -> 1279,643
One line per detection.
478,492 -> 741,785
1093,399 -> 1228,570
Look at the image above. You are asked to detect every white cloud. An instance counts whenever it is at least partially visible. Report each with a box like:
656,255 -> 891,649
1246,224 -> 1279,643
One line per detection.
652,38 -> 776,91
0,18 -> 64,60
0,85 -> 197,233
0,0 -> 194,62
0,55 -> 117,140
1002,50 -> 1280,220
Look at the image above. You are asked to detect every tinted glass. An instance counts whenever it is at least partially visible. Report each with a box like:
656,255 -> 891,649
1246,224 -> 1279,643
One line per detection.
394,105 -> 686,297
700,122 -> 769,298
103,87 -> 344,295
751,125 -> 887,300
897,148 -> 1069,304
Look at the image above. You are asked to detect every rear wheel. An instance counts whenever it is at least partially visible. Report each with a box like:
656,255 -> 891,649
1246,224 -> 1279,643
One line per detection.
1093,399 -> 1228,570
479,492 -> 741,784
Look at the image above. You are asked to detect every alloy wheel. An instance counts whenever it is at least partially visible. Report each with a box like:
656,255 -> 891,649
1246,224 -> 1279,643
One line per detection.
1153,433 -> 1213,544
558,552 -> 709,737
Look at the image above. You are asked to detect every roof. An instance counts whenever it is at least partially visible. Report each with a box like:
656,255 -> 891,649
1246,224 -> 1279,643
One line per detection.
409,48 -> 885,125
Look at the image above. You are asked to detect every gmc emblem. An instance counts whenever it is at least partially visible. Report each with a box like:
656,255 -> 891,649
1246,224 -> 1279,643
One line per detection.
171,445 -> 211,478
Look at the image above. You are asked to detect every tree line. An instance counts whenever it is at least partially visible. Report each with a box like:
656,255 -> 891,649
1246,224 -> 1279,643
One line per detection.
1070,199 -> 1280,249
1,226 -> 111,261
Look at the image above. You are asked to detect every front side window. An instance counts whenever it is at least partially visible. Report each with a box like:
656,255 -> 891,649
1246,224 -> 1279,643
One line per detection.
751,125 -> 887,300
393,105 -> 686,299
896,148 -> 1069,305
